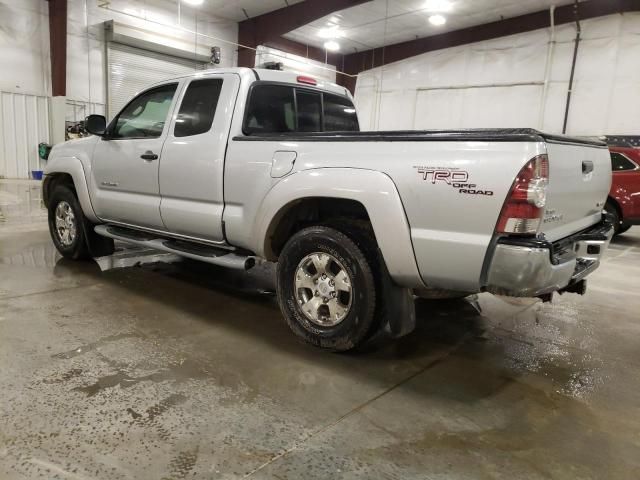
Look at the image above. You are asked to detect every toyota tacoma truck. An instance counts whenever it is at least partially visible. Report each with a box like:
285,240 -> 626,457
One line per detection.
43,68 -> 614,351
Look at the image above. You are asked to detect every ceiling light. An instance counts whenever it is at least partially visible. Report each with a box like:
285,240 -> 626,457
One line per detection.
318,26 -> 342,39
182,0 -> 204,6
429,14 -> 447,26
424,0 -> 452,12
323,40 -> 340,52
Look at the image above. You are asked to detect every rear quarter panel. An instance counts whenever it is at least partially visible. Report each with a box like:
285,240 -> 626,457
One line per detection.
224,138 -> 544,292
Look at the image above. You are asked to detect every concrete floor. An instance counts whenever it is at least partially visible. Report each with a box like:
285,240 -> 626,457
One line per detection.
1,179 -> 640,480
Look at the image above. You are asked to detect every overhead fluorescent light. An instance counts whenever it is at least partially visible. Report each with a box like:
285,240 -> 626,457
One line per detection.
182,0 -> 204,6
318,26 -> 342,39
429,14 -> 447,26
424,0 -> 452,12
323,40 -> 340,52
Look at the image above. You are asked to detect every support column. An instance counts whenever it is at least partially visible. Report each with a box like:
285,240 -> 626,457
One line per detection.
48,0 -> 67,144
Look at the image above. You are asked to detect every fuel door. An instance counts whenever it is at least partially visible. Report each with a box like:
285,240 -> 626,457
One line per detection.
271,151 -> 297,178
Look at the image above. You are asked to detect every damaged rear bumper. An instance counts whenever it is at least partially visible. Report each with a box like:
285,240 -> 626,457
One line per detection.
485,217 -> 614,297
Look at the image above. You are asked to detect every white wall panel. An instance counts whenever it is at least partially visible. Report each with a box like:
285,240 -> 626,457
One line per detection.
0,0 -> 50,96
0,92 -> 49,179
540,83 -> 568,134
255,46 -> 337,83
414,89 -> 463,130
353,86 -> 376,132
0,0 -> 238,177
377,90 -> 416,130
1,0 -> 238,106
355,13 -> 640,136
608,83 -> 640,133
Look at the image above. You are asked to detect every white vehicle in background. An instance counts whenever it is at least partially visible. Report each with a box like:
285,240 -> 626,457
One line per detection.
43,68 -> 614,351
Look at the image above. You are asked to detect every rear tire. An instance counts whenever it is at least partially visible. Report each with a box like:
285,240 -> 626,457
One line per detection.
276,226 -> 377,352
48,185 -> 91,260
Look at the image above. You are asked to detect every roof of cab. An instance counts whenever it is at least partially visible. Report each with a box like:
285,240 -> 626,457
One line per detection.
155,67 -> 350,98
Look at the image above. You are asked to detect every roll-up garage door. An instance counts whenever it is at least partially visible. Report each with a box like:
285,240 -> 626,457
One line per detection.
107,43 -> 205,118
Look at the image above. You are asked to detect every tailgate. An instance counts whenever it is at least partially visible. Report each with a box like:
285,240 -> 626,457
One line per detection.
542,141 -> 611,241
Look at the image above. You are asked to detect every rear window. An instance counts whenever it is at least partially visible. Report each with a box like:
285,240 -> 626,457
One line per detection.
243,84 -> 359,135
244,85 -> 295,135
296,90 -> 322,132
610,152 -> 638,171
324,93 -> 359,131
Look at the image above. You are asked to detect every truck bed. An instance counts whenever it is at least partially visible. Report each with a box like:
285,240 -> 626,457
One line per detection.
227,128 -> 610,292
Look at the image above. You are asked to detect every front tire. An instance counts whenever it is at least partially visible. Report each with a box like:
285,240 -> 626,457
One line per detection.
48,185 -> 91,260
276,226 -> 377,352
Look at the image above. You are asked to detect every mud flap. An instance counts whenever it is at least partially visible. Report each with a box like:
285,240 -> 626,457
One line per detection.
81,219 -> 115,258
376,257 -> 416,339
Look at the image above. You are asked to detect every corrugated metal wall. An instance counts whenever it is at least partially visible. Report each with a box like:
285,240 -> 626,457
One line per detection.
107,43 -> 203,118
0,91 -> 50,179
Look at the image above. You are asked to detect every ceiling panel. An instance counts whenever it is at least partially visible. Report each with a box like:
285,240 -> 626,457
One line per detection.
283,0 -> 575,53
208,0 -> 304,21
147,0 -> 304,22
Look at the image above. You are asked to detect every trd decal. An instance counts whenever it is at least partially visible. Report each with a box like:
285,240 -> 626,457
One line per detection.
414,166 -> 494,196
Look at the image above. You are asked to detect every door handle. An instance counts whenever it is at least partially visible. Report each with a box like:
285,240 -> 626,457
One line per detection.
582,160 -> 594,174
141,151 -> 158,161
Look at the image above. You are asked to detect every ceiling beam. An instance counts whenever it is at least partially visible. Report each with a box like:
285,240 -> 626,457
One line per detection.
337,0 -> 640,93
238,0 -> 370,68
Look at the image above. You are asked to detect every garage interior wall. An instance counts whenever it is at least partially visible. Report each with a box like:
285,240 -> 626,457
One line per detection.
255,46 -> 338,83
0,0 -> 238,178
354,13 -> 640,136
106,43 -> 205,117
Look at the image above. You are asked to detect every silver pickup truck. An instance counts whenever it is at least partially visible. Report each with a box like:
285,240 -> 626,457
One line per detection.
43,68 -> 614,351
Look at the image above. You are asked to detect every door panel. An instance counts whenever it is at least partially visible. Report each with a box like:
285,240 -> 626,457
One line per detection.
91,138 -> 166,227
90,83 -> 180,230
159,74 -> 240,241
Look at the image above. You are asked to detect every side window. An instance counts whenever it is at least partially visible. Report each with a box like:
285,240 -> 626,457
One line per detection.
296,90 -> 322,132
324,93 -> 359,132
610,152 -> 637,171
174,78 -> 223,138
112,83 -> 177,139
244,85 -> 295,134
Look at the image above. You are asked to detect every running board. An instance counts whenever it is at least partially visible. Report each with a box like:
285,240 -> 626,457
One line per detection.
94,225 -> 256,270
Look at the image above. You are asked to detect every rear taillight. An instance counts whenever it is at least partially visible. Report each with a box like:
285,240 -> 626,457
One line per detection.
496,154 -> 549,235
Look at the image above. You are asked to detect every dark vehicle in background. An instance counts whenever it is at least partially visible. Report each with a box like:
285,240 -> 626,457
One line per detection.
606,146 -> 640,235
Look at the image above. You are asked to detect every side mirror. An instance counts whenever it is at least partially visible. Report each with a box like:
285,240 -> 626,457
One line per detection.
85,114 -> 107,136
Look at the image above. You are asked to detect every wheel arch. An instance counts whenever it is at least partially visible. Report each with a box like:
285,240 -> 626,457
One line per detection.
266,196 -> 372,259
254,168 -> 425,289
44,157 -> 99,223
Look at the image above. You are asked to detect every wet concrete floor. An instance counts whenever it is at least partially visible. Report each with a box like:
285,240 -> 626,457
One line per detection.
1,179 -> 640,479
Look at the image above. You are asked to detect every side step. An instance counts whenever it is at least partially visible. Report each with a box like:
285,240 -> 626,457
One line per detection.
94,225 -> 256,270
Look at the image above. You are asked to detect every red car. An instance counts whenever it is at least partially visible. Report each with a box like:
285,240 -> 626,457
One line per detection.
606,146 -> 640,235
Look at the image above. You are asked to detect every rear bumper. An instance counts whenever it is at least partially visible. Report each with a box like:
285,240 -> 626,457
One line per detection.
485,217 -> 614,297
